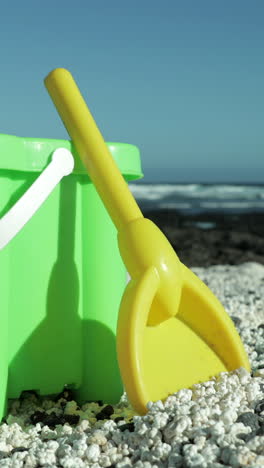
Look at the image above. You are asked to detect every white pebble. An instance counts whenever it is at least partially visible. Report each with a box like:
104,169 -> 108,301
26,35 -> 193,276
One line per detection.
85,443 -> 100,462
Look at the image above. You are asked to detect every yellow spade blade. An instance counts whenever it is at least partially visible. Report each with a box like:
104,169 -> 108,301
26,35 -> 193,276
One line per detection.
117,261 -> 250,414
44,68 -> 250,416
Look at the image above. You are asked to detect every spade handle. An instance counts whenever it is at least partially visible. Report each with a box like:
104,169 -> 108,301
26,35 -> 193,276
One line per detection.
44,68 -> 143,231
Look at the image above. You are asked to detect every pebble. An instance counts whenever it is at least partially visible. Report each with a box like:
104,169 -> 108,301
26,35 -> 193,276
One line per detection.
236,412 -> 260,430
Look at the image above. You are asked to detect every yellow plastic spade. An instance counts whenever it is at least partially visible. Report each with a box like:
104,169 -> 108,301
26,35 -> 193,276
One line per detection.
45,68 -> 250,415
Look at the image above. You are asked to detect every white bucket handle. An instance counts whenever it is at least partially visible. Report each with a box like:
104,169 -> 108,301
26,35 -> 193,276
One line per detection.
0,148 -> 74,250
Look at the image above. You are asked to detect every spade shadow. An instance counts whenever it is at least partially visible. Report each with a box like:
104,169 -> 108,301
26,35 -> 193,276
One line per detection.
8,177 -> 82,396
8,176 -> 123,404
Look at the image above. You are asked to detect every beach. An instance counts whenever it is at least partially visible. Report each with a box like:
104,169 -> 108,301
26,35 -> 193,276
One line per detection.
0,206 -> 264,467
0,262 -> 263,467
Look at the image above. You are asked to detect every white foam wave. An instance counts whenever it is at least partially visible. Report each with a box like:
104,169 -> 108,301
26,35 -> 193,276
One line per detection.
159,202 -> 193,209
200,201 -> 264,209
129,184 -> 201,199
129,183 -> 264,212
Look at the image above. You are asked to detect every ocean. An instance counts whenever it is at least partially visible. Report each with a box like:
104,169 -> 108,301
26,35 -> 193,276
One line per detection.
129,183 -> 264,215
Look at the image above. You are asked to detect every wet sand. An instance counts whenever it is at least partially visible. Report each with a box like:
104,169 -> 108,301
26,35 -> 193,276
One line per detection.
143,209 -> 264,267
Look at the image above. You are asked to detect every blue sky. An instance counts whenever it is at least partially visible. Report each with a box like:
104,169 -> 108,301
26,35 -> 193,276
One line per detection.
0,1 -> 263,182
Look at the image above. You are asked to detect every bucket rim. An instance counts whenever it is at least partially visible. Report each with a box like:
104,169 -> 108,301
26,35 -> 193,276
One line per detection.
0,134 -> 143,180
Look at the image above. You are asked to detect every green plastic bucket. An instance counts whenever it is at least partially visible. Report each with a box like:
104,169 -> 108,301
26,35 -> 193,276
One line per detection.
0,134 -> 143,420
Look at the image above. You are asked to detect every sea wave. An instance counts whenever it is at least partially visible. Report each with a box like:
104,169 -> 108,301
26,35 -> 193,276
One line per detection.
129,183 -> 264,213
